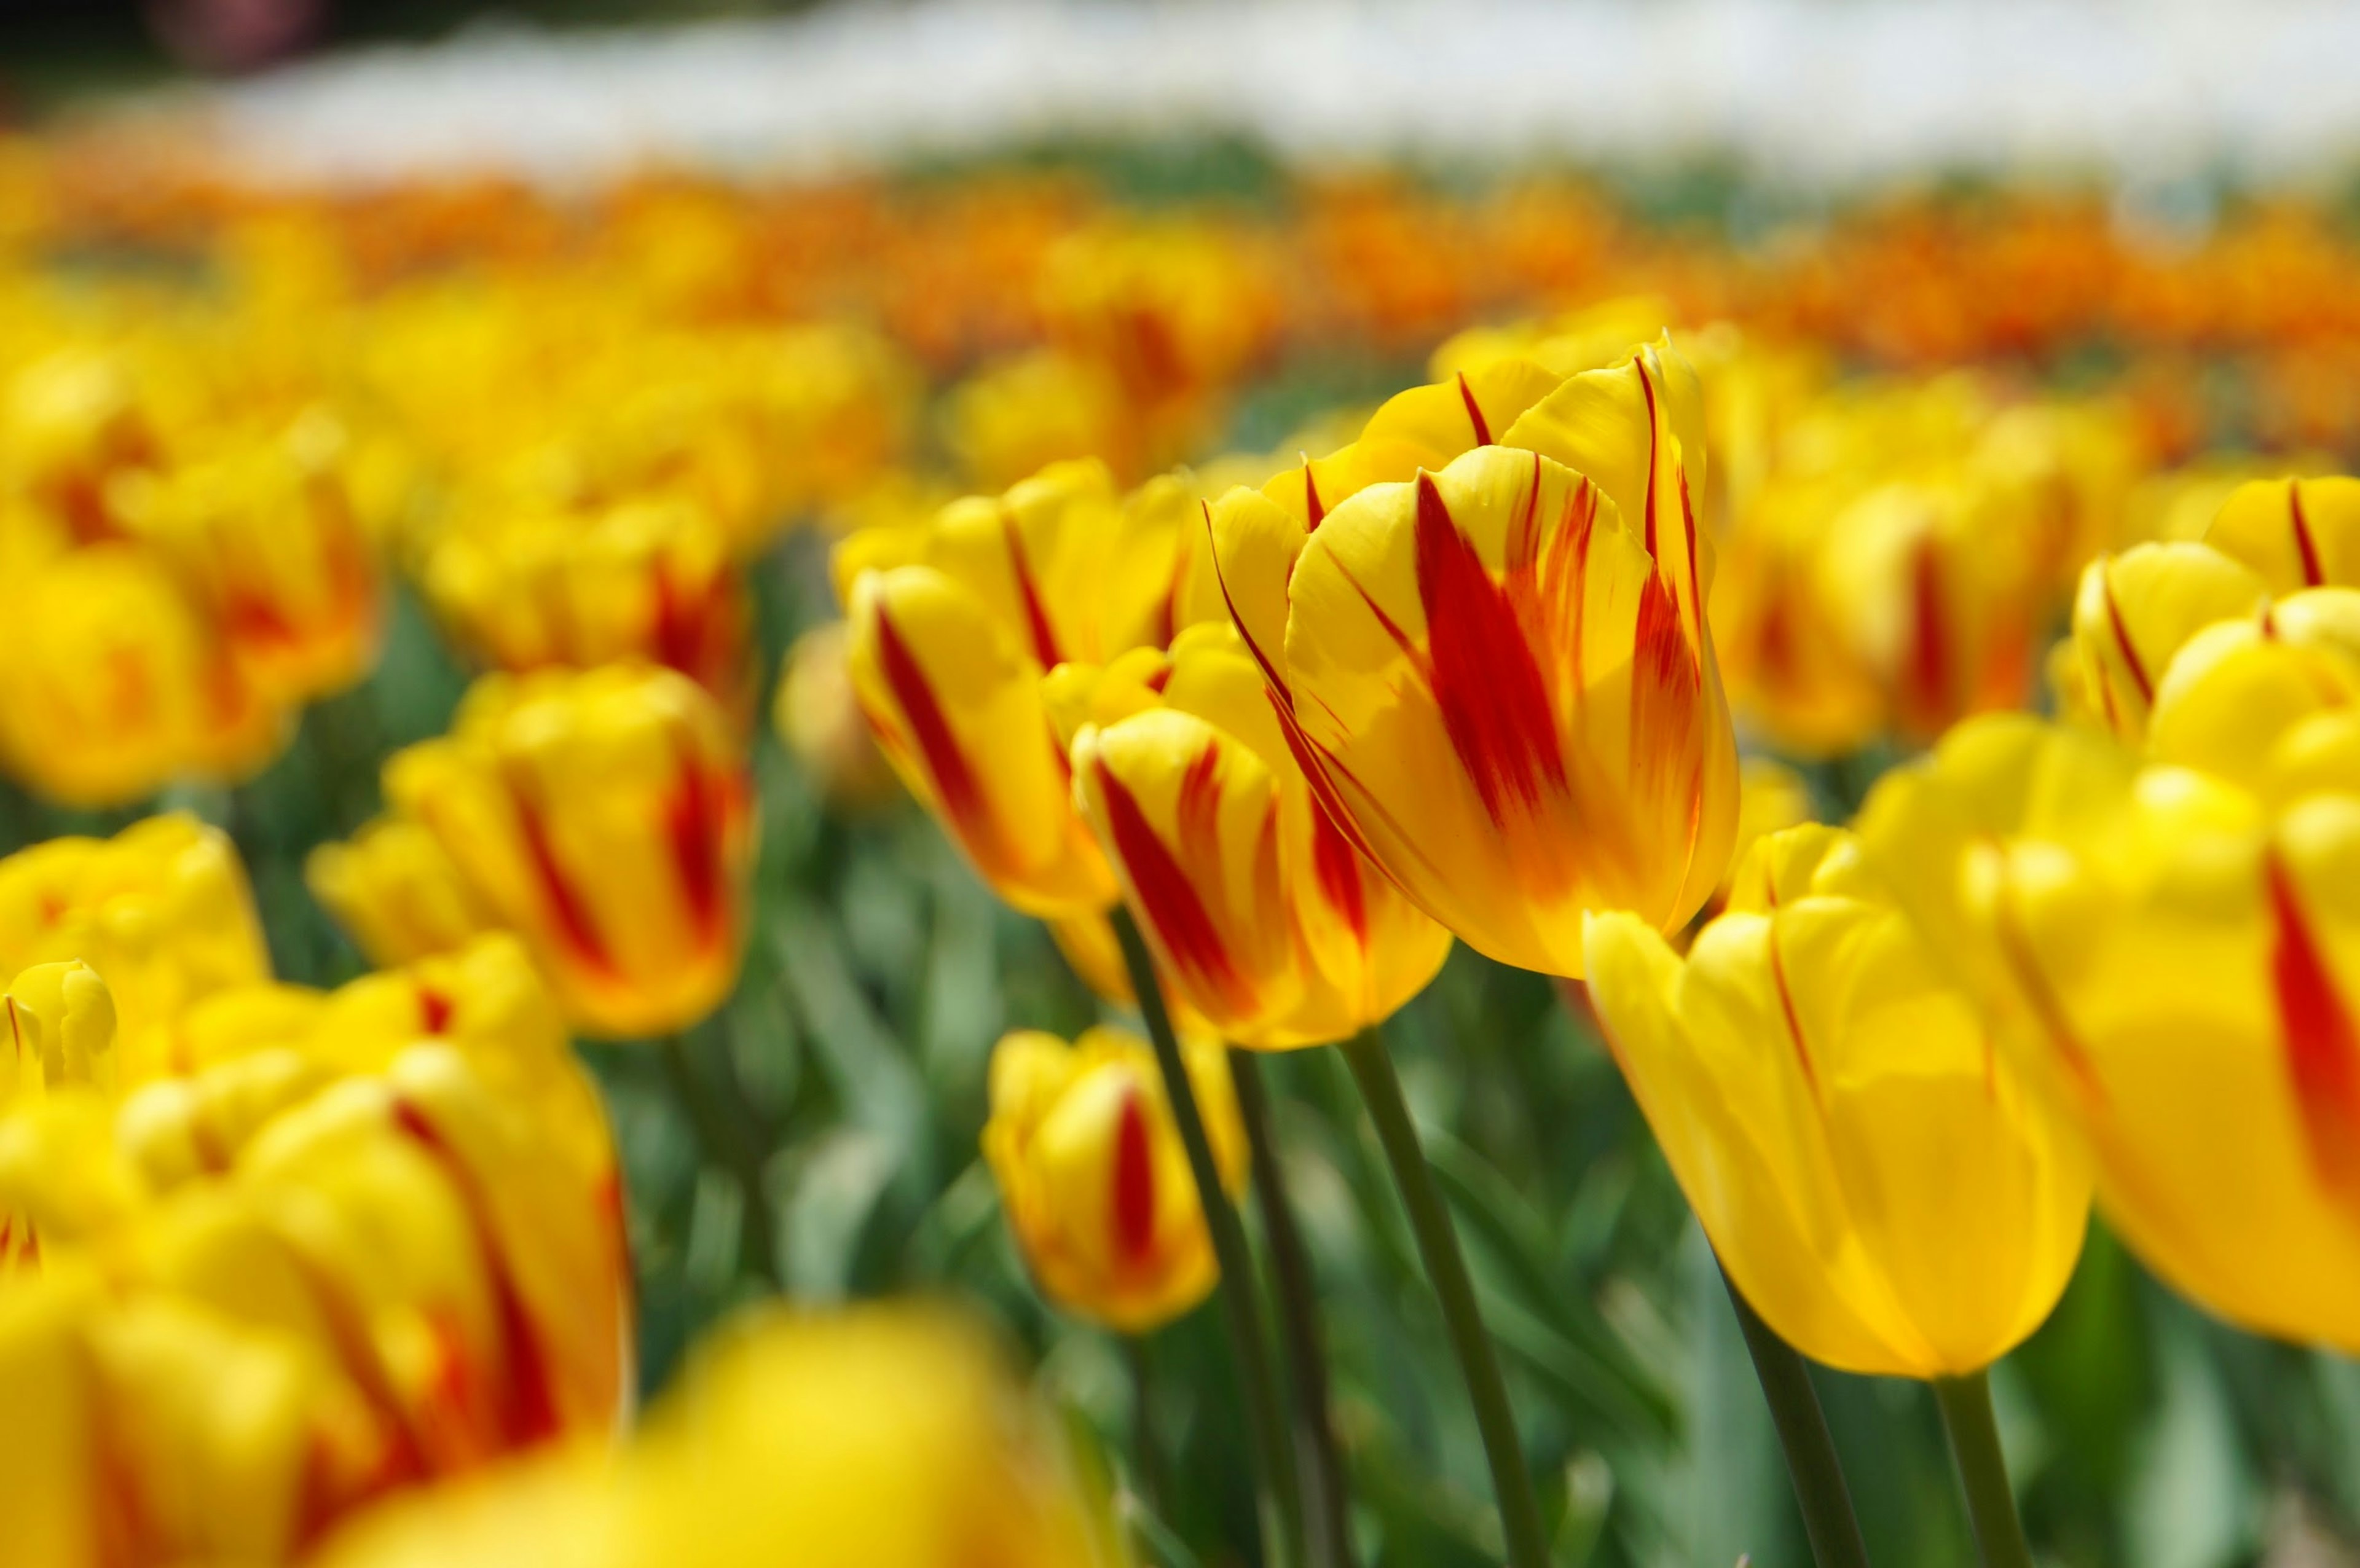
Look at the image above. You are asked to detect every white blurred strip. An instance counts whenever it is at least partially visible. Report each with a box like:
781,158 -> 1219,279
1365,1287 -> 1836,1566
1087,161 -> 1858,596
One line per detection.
162,0 -> 2360,189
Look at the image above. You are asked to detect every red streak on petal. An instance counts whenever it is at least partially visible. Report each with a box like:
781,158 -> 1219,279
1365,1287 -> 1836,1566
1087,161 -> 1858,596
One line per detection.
873,603 -> 1003,871
418,986 -> 454,1035
2267,857 -> 2360,1208
1308,798 -> 1371,946
1176,737 -> 1225,871
664,743 -> 728,949
1456,372 -> 1493,447
1002,508 -> 1064,668
1414,472 -> 1566,827
1304,463 -> 1326,531
2291,480 -> 2327,589
1991,851 -> 2107,1108
1206,498 -> 1296,710
1907,533 -> 1952,724
1637,356 -> 1662,560
2100,560 -> 2154,706
1764,924 -> 1821,1098
1096,758 -> 1248,1014
508,778 -> 618,978
391,1099 -> 564,1448
1143,664 -> 1174,694
1112,1088 -> 1157,1266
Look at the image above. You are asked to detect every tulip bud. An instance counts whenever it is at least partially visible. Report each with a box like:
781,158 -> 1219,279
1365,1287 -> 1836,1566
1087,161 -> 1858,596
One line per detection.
1064,624 -> 1451,1048
340,664 -> 755,1039
307,818 -> 504,972
2206,475 -> 2360,592
1212,357 -> 1740,977
0,814 -> 273,1087
1584,825 -> 2091,1377
2056,541 -> 2266,743
983,1026 -> 1247,1333
0,546 -> 284,806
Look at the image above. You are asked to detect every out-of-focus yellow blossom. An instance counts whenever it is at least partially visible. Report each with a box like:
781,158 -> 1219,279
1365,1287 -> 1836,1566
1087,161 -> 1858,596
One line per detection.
2,960 -> 117,1111
315,1305 -> 1102,1568
1713,756 -> 1819,911
841,460 -> 1222,919
1056,624 -> 1451,1048
309,818 -> 504,972
1584,824 -> 2089,1377
2054,541 -> 2267,742
109,410 -> 385,707
1209,340 -> 1740,978
983,1025 -> 1247,1332
1428,295 -> 1678,382
0,543 -> 284,804
1859,707 -> 2360,1354
4,345 -> 162,546
0,954 -> 631,1567
774,621 -> 898,810
0,813 -> 271,1085
322,664 -> 756,1038
420,493 -> 753,723
945,348 -> 1133,491
2205,474 -> 2360,592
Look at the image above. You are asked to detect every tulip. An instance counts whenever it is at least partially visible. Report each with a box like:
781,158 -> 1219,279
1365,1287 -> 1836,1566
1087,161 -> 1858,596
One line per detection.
1862,705 -> 2360,1355
2,959 -> 117,1109
1584,823 -> 2090,1377
0,545 -> 284,806
773,621 -> 899,810
1060,623 -> 1452,1048
0,813 -> 273,1086
331,664 -> 755,1038
840,460 -> 1218,920
2205,474 -> 2360,592
945,348 -> 1134,490
982,1025 -> 1248,1333
307,818 -> 505,972
1210,341 -> 1739,976
2053,541 -> 2266,743
311,1306 -> 1100,1568
419,494 -> 754,723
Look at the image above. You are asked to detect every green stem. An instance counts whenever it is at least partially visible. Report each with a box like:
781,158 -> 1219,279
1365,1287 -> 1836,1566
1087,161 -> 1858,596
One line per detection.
1336,1028 -> 1547,1568
1230,1049 -> 1355,1568
1933,1371 -> 2034,1568
1128,1335 -> 1168,1518
661,1033 -> 781,1288
1721,1266 -> 1873,1568
1112,910 -> 1302,1568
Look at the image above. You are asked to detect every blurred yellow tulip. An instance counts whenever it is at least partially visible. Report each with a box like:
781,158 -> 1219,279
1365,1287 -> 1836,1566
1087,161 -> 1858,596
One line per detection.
0,813 -> 272,1086
308,817 -> 505,972
983,1025 -> 1247,1333
2206,474 -> 2360,592
2055,541 -> 2267,742
2,958 -> 117,1109
1584,825 -> 2090,1378
1060,624 -> 1451,1048
773,621 -> 899,811
1210,339 -> 1739,976
313,1305 -> 1102,1568
326,664 -> 755,1038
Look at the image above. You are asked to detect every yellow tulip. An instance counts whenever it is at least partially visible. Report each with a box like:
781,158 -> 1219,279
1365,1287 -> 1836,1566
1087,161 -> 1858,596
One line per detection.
1583,824 -> 2090,1378
2,958 -> 117,1108
0,544 -> 283,806
983,1025 -> 1247,1333
840,460 -> 1221,920
1860,710 -> 2360,1353
420,494 -> 754,723
2206,474 -> 2360,592
2055,541 -> 2266,742
773,621 -> 899,811
1060,624 -> 1451,1048
1210,340 -> 1739,976
0,813 -> 272,1086
945,348 -> 1133,491
307,817 -> 505,971
313,1305 -> 1100,1568
332,664 -> 755,1038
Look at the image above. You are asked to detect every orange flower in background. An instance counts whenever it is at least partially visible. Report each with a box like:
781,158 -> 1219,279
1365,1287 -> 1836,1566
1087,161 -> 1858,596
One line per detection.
318,664 -> 756,1038
983,1024 -> 1248,1332
1056,624 -> 1452,1048
1210,339 -> 1739,977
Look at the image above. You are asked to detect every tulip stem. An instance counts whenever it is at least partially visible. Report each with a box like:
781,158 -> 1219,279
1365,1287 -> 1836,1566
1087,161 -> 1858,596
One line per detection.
1336,1028 -> 1548,1568
1127,1335 -> 1169,1516
1933,1371 -> 2034,1568
1112,909 -> 1304,1568
660,1033 -> 780,1290
1229,1049 -> 1356,1568
1720,1266 -> 1873,1568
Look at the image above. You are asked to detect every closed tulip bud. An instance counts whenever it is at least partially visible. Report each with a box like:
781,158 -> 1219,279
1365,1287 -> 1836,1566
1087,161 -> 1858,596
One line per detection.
0,814 -> 273,1086
1064,624 -> 1451,1048
1584,825 -> 2090,1377
109,411 -> 385,707
2206,475 -> 2360,592
2058,541 -> 2266,742
1212,340 -> 1739,977
983,1025 -> 1247,1333
2142,589 -> 2360,790
1865,713 -> 2360,1352
421,495 -> 753,723
357,664 -> 755,1038
313,1306 -> 1099,1568
0,546 -> 283,806
307,818 -> 504,971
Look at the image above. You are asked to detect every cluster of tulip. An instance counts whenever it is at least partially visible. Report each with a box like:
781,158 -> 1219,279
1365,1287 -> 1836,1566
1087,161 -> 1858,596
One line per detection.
6,130 -> 2360,1568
